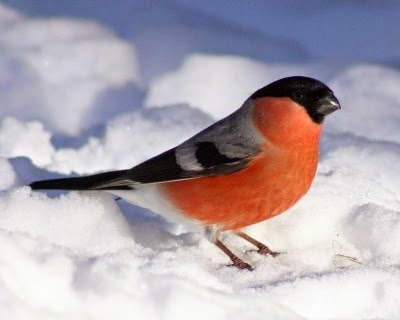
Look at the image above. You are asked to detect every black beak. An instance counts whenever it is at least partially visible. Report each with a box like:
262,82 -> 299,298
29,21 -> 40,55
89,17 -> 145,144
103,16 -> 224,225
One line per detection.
316,94 -> 341,115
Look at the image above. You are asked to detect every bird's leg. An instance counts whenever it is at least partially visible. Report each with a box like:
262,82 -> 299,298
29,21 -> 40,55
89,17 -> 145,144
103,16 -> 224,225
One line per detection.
215,239 -> 253,271
236,231 -> 280,257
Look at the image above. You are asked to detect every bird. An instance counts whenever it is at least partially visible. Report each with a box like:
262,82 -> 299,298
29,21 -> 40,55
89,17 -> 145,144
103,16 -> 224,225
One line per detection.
30,76 -> 340,271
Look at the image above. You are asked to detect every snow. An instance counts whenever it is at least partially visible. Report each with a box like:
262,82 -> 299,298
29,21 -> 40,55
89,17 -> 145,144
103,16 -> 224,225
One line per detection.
0,7 -> 140,135
145,54 -> 340,119
1,1 -> 400,319
0,158 -> 15,190
0,117 -> 55,167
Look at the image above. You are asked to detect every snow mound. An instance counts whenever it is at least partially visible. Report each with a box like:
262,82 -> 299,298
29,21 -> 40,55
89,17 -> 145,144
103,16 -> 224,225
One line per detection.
0,117 -> 55,167
344,203 -> 400,262
0,187 -> 132,254
145,54 -> 339,119
0,4 -> 140,135
0,158 -> 16,190
51,105 -> 211,175
331,64 -> 400,143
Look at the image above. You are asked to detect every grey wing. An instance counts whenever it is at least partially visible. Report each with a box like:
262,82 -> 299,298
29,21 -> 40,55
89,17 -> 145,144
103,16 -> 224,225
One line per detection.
92,100 -> 262,189
30,100 -> 262,191
92,140 -> 260,189
29,141 -> 259,191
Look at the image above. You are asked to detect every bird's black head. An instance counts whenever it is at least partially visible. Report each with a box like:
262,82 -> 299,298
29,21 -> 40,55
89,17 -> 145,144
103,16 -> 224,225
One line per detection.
251,76 -> 341,124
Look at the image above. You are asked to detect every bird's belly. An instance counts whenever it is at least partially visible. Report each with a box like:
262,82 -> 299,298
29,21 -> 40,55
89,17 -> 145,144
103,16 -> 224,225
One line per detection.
161,151 -> 318,230
108,186 -> 203,231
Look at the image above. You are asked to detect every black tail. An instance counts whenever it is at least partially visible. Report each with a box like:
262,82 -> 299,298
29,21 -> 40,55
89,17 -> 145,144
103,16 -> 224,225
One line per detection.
29,169 -> 130,191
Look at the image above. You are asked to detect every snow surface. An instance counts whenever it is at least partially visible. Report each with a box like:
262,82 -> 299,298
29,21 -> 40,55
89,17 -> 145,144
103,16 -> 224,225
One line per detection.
1,1 -> 400,319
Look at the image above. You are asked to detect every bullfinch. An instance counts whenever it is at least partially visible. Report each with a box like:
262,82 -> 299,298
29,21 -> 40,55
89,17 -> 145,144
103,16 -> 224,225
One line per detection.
30,76 -> 340,270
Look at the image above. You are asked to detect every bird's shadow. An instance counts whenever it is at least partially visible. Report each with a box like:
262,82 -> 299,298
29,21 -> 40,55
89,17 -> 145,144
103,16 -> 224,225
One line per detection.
115,199 -> 201,251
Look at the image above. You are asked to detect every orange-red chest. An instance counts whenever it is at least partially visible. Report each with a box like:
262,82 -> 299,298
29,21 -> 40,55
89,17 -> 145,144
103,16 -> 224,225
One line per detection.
161,98 -> 322,230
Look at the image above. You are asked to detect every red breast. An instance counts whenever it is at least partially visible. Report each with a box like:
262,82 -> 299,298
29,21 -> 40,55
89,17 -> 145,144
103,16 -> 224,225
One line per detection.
161,97 -> 322,231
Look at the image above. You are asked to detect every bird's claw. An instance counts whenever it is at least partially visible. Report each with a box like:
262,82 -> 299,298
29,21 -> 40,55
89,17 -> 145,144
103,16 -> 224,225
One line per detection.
227,257 -> 254,271
245,248 -> 282,257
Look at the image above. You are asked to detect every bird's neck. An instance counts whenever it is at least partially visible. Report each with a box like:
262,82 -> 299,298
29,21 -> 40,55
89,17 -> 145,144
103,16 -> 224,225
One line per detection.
253,97 -> 323,150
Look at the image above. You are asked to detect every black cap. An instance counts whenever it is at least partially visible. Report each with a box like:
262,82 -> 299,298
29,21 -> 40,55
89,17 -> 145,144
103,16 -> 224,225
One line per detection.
251,76 -> 341,123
